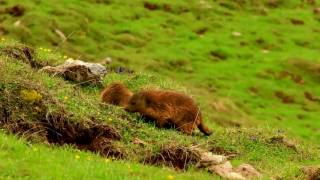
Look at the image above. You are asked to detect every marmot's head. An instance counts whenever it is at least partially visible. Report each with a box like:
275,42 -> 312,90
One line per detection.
125,92 -> 147,112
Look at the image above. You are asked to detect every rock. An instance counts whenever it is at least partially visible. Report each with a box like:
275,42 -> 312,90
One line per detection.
40,59 -> 107,85
191,147 -> 227,167
199,0 -> 212,9
13,20 -> 21,27
132,138 -> 147,146
191,146 -> 262,179
64,59 -> 107,77
101,57 -> 112,65
226,172 -> 246,180
234,163 -> 262,178
209,161 -> 245,180
209,161 -> 233,175
198,152 -> 227,167
232,32 -> 242,37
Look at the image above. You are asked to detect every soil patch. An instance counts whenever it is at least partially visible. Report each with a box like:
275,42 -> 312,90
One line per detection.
0,108 -> 125,158
144,144 -> 200,170
5,5 -> 25,17
0,46 -> 43,68
210,146 -> 238,159
0,85 -> 125,158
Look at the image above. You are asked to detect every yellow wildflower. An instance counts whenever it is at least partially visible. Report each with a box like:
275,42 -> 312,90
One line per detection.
20,89 -> 42,103
75,155 -> 80,159
167,175 -> 174,180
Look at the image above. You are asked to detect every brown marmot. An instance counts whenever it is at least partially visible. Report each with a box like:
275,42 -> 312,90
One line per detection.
125,90 -> 212,136
101,82 -> 133,107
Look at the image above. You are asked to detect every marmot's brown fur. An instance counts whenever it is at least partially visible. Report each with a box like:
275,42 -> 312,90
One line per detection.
125,90 -> 212,136
101,82 -> 133,107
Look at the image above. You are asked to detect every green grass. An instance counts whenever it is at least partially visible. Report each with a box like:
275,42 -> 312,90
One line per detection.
1,0 -> 320,179
0,132 -> 213,180
1,43 -> 319,179
2,0 -> 320,142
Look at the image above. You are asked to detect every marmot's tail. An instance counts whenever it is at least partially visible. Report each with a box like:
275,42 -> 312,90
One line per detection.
198,122 -> 212,136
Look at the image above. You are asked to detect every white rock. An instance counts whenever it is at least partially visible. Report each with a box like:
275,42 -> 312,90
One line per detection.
225,172 -> 246,180
210,161 -> 246,180
200,152 -> 227,166
65,59 -> 107,76
232,32 -> 242,37
234,163 -> 262,178
40,59 -> 107,84
209,161 -> 233,176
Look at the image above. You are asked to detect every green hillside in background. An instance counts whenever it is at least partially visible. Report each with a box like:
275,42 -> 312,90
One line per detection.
0,0 -> 320,179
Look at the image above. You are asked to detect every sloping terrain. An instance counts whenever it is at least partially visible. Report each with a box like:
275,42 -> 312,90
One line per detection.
0,0 -> 320,179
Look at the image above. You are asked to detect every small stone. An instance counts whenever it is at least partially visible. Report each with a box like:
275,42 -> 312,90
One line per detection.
232,32 -> 242,37
200,152 -> 227,166
132,138 -> 147,146
209,161 -> 233,177
226,172 -> 246,180
101,57 -> 112,65
234,163 -> 262,178
13,20 -> 21,27
65,59 -> 107,77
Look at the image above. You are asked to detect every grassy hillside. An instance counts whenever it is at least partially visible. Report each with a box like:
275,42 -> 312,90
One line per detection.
1,0 -> 320,179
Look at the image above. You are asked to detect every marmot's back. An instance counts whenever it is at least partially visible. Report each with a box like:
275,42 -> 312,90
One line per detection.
126,90 -> 212,135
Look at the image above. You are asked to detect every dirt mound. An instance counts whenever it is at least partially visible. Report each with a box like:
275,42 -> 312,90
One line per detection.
145,144 -> 200,170
0,46 -> 43,68
0,84 -> 124,158
0,108 -> 125,158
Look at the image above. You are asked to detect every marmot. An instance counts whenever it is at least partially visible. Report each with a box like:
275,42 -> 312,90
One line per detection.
125,90 -> 212,136
101,82 -> 133,107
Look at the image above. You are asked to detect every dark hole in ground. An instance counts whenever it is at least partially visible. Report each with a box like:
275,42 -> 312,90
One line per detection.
210,49 -> 229,61
0,106 -> 125,158
143,2 -> 159,11
274,91 -> 295,104
5,5 -> 25,17
144,145 -> 200,170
